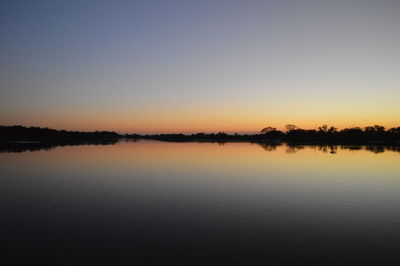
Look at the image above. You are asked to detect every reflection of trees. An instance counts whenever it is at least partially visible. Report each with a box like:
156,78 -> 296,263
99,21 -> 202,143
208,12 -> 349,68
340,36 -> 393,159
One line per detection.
341,146 -> 362,151
256,143 -> 399,155
0,140 -> 119,153
365,146 -> 385,154
339,145 -> 400,154
317,145 -> 337,154
4,140 -> 400,155
387,146 -> 400,153
285,145 -> 305,154
257,143 -> 278,151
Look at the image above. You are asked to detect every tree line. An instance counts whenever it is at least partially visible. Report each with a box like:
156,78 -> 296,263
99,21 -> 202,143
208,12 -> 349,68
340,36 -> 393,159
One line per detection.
0,126 -> 120,141
127,124 -> 400,144
1,124 -> 400,144
257,124 -> 400,143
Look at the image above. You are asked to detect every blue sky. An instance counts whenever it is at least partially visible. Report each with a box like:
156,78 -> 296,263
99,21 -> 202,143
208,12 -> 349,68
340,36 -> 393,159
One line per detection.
1,0 -> 399,133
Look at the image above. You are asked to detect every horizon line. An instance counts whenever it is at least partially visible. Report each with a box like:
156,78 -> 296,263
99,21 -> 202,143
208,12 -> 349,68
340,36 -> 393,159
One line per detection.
2,124 -> 400,135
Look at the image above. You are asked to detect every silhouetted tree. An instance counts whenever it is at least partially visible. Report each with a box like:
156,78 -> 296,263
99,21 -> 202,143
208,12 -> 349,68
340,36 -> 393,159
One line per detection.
260,126 -> 277,134
285,124 -> 297,132
318,125 -> 329,133
365,125 -> 385,133
388,127 -> 400,134
2,124 -> 400,145
328,126 -> 337,134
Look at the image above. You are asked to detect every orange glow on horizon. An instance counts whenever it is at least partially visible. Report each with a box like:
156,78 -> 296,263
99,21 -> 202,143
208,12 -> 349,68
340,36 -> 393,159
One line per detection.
2,103 -> 399,134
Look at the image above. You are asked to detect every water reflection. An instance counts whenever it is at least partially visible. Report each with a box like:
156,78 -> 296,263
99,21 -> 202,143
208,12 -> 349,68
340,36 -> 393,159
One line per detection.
258,143 -> 400,154
1,141 -> 400,265
1,139 -> 400,155
257,143 -> 277,151
0,139 -> 120,153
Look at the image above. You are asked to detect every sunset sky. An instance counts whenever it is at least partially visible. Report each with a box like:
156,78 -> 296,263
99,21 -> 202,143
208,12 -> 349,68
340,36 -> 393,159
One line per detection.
1,0 -> 399,133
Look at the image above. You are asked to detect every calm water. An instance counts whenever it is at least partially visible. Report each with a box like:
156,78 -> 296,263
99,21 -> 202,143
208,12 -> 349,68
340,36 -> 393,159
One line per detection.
1,141 -> 400,265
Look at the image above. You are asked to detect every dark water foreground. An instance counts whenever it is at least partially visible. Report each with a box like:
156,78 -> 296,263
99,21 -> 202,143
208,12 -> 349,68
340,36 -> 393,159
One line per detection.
1,140 -> 400,265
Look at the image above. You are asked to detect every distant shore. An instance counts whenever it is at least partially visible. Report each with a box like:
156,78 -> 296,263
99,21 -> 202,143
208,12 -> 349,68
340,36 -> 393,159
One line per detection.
1,125 -> 400,146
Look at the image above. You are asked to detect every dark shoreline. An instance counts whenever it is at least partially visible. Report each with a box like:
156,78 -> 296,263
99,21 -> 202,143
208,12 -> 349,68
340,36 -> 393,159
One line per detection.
1,125 -> 400,153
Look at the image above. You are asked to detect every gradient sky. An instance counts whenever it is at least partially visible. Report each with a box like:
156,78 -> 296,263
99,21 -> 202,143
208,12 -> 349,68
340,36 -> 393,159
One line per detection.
1,0 -> 399,133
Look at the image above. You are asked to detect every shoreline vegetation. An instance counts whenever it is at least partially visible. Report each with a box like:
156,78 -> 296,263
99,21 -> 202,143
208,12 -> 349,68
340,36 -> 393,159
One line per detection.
1,125 -> 400,153
1,124 -> 400,144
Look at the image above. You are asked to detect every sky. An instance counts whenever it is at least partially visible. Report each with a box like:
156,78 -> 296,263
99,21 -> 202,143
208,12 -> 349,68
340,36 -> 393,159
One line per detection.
1,0 -> 399,133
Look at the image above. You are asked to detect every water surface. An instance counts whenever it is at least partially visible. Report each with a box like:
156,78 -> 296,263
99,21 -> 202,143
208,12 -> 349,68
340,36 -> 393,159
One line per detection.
1,141 -> 400,265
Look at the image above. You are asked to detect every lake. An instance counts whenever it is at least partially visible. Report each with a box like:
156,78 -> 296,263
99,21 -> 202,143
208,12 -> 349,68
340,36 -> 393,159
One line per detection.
1,140 -> 400,265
